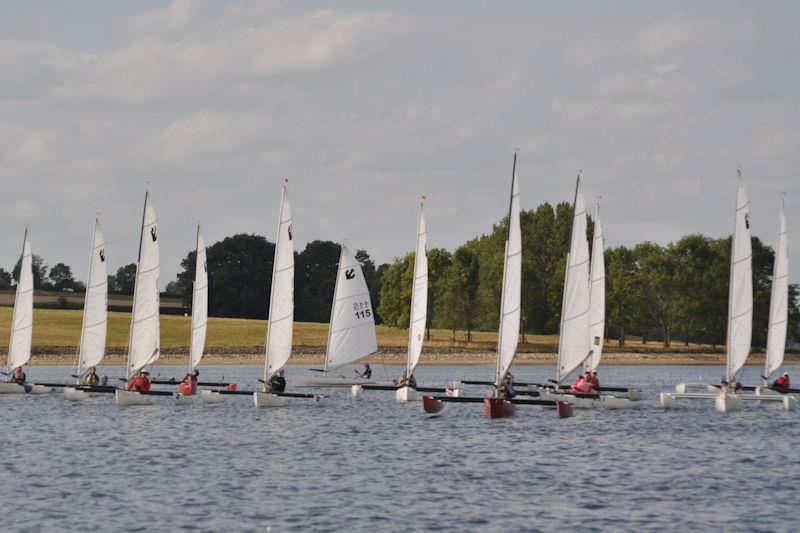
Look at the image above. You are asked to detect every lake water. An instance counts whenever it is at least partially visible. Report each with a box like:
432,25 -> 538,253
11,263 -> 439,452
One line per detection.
1,363 -> 798,532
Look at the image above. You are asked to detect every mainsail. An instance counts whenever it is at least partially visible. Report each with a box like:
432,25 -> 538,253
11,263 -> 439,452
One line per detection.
125,191 -> 161,379
6,230 -> 33,373
726,174 -> 753,382
325,244 -> 378,370
494,155 -> 521,388
189,226 -> 208,372
556,176 -> 591,383
405,201 -> 428,379
764,199 -> 788,381
264,185 -> 295,378
587,205 -> 605,371
76,218 -> 108,376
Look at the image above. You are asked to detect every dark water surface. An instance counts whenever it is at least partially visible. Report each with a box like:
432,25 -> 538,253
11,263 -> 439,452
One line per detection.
1,364 -> 798,532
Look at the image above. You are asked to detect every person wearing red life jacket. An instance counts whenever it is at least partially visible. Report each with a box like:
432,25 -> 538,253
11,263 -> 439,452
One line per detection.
569,376 -> 583,392
573,376 -> 595,394
589,371 -> 599,388
127,370 -> 151,392
772,372 -> 790,390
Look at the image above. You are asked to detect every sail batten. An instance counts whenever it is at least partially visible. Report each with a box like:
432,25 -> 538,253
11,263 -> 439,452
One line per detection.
7,230 -> 33,373
726,175 -> 753,382
764,199 -> 788,381
125,192 -> 161,379
494,155 -> 521,388
189,227 -> 207,371
556,177 -> 592,383
325,245 -> 378,369
77,219 -> 108,375
264,186 -> 294,378
406,202 -> 428,378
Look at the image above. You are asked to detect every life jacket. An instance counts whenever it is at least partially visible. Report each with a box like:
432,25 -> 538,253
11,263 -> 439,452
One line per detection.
13,372 -> 26,384
774,375 -> 789,389
574,380 -> 594,394
128,375 -> 151,392
85,373 -> 100,386
177,381 -> 196,395
589,377 -> 599,387
570,378 -> 582,391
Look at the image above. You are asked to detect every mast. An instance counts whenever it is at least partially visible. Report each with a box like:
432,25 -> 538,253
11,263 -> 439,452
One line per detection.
7,228 -> 29,374
493,152 -> 517,389
189,223 -> 200,373
75,218 -> 98,381
764,197 -> 788,384
556,173 -> 581,384
324,245 -> 346,374
405,198 -> 425,380
263,185 -> 287,388
125,190 -> 148,381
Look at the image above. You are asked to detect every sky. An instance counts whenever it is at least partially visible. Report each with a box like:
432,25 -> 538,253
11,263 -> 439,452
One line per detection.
1,0 -> 799,285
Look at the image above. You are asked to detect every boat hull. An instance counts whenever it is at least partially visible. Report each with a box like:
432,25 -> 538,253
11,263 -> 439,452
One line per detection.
115,389 -> 152,406
0,382 -> 53,394
174,393 -> 195,405
484,397 -> 515,419
423,395 -> 444,414
294,376 -> 386,388
200,389 -> 222,404
538,389 -> 597,409
556,401 -> 575,418
64,387 -> 94,401
253,392 -> 285,408
715,392 -> 743,412
601,395 -> 644,410
395,386 -> 420,402
314,394 -> 329,407
351,385 -> 363,399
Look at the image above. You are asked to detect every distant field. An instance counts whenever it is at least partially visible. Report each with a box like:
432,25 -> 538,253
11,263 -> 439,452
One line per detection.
0,289 -> 184,309
0,306 -> 726,355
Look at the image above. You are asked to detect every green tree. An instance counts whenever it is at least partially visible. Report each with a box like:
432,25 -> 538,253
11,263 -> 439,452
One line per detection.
0,268 -> 11,290
633,242 -> 677,347
436,247 -> 479,341
13,254 -> 49,289
377,253 -> 414,328
295,240 -> 341,323
114,264 -> 137,295
605,246 -> 639,346
49,262 -> 77,291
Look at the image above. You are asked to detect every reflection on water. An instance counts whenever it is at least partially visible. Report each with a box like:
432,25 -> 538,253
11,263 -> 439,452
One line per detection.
1,364 -> 798,531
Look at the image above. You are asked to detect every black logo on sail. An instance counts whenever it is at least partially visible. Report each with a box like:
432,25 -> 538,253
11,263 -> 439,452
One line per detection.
744,213 -> 750,229
150,227 -> 158,242
99,249 -> 105,262
345,269 -> 355,280
287,224 -> 293,241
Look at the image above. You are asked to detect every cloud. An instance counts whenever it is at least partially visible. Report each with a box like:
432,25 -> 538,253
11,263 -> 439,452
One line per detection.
126,0 -> 199,33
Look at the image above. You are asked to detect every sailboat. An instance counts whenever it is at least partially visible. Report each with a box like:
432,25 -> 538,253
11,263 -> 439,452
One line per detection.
116,191 -> 163,406
254,183 -> 294,408
295,244 -> 381,387
757,199 -> 794,397
64,218 -> 109,401
0,230 -> 50,394
396,199 -> 428,403
537,175 -> 597,409
587,203 -> 605,373
662,173 -> 793,411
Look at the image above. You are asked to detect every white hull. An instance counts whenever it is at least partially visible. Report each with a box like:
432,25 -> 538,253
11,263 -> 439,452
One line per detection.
174,393 -> 195,405
395,386 -> 420,402
115,389 -> 152,406
253,392 -> 285,408
314,394 -> 330,407
200,389 -> 222,404
600,395 -> 644,410
294,376 -> 388,388
716,392 -> 743,412
351,385 -> 363,399
0,382 -> 53,394
64,387 -> 95,401
539,389 -> 597,409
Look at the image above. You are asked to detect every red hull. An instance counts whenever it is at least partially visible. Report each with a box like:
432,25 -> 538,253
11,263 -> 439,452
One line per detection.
556,401 -> 575,418
423,395 -> 444,413
484,398 -> 515,418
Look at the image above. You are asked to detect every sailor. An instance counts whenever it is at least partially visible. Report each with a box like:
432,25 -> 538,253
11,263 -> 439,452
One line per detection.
569,375 -> 583,392
394,372 -> 407,387
83,366 -> 100,386
733,382 -> 744,395
572,375 -> 594,394
127,370 -> 152,392
589,371 -> 599,388
11,366 -> 26,384
501,374 -> 516,398
772,372 -> 790,390
268,369 -> 287,393
359,364 -> 372,379
407,374 -> 418,389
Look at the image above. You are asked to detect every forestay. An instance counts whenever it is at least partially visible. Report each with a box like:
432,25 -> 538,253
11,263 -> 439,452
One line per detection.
126,192 -> 161,379
325,245 -> 378,369
494,161 -> 521,387
264,186 -> 294,377
764,199 -> 788,380
7,230 -> 33,372
587,206 -> 605,372
77,219 -> 108,375
406,201 -> 428,378
189,227 -> 208,371
556,177 -> 591,383
726,175 -> 753,382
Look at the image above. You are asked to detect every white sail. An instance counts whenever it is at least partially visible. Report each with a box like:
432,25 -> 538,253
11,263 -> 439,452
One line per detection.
264,186 -> 294,377
494,164 -> 521,387
126,192 -> 161,379
325,244 -> 378,369
405,202 -> 428,378
726,175 -> 753,381
764,199 -> 788,380
77,219 -> 108,374
6,230 -> 33,372
189,227 -> 208,371
587,206 -> 605,371
556,178 -> 591,382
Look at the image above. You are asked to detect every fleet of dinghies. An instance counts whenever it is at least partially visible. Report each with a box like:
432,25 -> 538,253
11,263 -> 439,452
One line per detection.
1,165 -> 797,418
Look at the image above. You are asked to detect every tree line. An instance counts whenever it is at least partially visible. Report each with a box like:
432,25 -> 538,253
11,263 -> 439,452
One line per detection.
4,202 -> 798,349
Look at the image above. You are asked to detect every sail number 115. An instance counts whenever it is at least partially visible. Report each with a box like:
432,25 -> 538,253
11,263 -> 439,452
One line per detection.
353,301 -> 372,319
